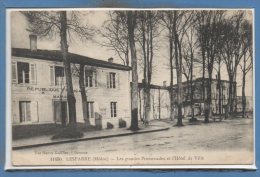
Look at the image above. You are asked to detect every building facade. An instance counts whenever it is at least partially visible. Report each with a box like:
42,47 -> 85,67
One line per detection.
138,83 -> 170,121
11,45 -> 132,129
172,78 -> 236,117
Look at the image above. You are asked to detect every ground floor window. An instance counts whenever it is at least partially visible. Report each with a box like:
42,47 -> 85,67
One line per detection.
110,102 -> 117,118
19,101 -> 31,122
87,102 -> 94,118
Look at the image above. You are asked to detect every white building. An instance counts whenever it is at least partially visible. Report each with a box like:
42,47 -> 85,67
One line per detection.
11,35 -> 132,129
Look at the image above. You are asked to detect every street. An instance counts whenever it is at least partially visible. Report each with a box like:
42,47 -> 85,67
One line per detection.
13,118 -> 253,155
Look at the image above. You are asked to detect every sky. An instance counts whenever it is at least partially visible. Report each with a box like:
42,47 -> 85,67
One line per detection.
10,10 -> 253,96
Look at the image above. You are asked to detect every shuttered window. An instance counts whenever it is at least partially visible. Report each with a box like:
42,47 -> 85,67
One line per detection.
13,62 -> 37,85
50,66 -> 65,86
107,72 -> 119,89
107,72 -> 120,89
19,101 -> 31,122
85,69 -> 97,87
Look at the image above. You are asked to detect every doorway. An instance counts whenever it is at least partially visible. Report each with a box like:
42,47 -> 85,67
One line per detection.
53,100 -> 67,126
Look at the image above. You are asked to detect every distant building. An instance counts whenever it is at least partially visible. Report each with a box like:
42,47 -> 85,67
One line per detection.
138,82 -> 170,120
11,35 -> 132,129
171,78 -> 236,117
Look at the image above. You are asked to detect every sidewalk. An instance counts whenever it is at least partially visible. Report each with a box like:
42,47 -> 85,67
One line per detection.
12,120 -> 170,150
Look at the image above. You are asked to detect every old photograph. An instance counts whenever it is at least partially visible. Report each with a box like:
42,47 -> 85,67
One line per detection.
7,9 -> 254,168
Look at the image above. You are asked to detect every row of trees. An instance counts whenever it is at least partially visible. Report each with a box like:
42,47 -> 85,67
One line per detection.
22,10 -> 252,132
101,10 -> 252,126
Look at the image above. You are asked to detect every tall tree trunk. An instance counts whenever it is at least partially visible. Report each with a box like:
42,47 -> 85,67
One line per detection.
190,52 -> 195,121
242,70 -> 246,118
127,11 -> 139,131
242,54 -> 246,118
79,64 -> 90,127
232,75 -> 237,113
200,23 -> 206,117
60,11 -> 77,125
225,74 -> 233,119
138,88 -> 143,121
169,33 -> 175,121
205,71 -> 212,123
175,33 -> 183,126
144,87 -> 151,124
218,65 -> 222,120
176,70 -> 183,126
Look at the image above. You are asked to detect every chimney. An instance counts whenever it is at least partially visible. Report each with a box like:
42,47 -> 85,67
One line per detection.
108,57 -> 113,63
163,81 -> 167,87
29,34 -> 37,51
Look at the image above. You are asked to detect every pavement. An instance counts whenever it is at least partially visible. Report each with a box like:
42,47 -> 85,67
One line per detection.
12,120 -> 171,150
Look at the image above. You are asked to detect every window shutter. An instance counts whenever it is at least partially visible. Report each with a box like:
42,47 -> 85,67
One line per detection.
50,66 -> 55,86
12,62 -> 17,83
107,73 -> 110,88
30,64 -> 37,84
26,102 -> 31,121
84,66 -> 86,87
12,101 -> 19,124
117,73 -> 120,89
31,101 -> 38,122
94,71 -> 97,87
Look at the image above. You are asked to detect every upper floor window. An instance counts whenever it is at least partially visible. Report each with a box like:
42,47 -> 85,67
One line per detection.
17,62 -> 30,84
55,66 -> 65,86
110,72 -> 116,88
50,65 -> 65,86
107,72 -> 120,89
12,61 -> 37,84
85,70 -> 97,87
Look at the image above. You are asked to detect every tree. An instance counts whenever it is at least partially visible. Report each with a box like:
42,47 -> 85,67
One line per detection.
136,11 -> 160,124
71,63 -> 91,128
160,10 -> 193,126
127,11 -> 139,131
197,10 -> 226,123
239,20 -> 253,118
182,15 -> 199,121
100,11 -> 130,66
195,11 -> 207,117
221,11 -> 248,117
23,11 -> 93,126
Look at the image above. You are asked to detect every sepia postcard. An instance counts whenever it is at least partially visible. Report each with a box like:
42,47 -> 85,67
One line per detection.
5,8 -> 255,169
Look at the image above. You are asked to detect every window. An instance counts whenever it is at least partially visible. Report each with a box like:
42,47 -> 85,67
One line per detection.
107,72 -> 117,88
55,66 -> 65,86
13,62 -> 37,84
85,70 -> 97,87
17,62 -> 30,84
110,102 -> 117,118
19,101 -> 31,122
87,102 -> 94,118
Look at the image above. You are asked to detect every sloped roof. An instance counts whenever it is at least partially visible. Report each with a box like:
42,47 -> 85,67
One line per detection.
12,48 -> 131,71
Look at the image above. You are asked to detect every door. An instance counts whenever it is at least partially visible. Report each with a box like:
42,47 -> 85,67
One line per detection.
53,101 -> 67,126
